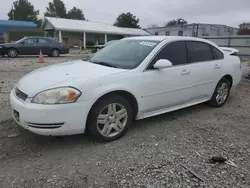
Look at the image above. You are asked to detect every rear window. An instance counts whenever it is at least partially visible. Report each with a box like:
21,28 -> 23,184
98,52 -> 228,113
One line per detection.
211,46 -> 224,59
38,38 -> 52,44
51,39 -> 60,44
187,41 -> 213,63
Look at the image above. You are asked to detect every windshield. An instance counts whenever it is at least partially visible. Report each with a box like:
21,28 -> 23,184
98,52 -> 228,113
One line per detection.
105,40 -> 117,46
88,39 -> 160,69
15,38 -> 25,43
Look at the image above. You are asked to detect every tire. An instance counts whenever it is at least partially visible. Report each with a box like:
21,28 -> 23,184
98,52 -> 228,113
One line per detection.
51,48 -> 60,57
87,95 -> 133,142
208,78 -> 231,107
7,48 -> 18,58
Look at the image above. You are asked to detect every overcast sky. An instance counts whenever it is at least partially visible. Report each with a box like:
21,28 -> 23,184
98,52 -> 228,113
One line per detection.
0,0 -> 249,28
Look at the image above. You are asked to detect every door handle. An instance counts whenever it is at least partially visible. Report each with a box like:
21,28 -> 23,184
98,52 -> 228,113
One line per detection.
181,69 -> 190,75
214,64 -> 220,69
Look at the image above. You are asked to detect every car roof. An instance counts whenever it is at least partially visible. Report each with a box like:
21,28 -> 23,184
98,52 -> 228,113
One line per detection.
124,36 -> 213,43
124,36 -> 219,48
24,36 -> 53,40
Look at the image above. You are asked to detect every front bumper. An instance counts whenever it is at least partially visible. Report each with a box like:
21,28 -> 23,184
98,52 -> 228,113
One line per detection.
9,89 -> 93,136
0,47 -> 5,54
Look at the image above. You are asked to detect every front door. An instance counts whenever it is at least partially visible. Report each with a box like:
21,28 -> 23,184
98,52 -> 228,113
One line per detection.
19,38 -> 39,55
139,41 -> 194,115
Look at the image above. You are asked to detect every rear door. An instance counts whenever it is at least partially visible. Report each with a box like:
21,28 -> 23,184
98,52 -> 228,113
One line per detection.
37,38 -> 53,55
185,41 -> 221,99
18,38 -> 38,55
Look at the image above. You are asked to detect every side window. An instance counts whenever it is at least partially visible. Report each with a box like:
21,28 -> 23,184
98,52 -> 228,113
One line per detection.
187,41 -> 213,63
38,38 -> 51,44
153,41 -> 187,66
211,46 -> 224,60
23,38 -> 37,44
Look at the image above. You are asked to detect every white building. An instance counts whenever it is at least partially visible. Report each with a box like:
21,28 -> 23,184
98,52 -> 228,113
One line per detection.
145,23 -> 238,37
42,17 -> 151,48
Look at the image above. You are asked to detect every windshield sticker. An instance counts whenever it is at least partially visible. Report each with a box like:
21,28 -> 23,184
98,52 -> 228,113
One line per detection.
140,41 -> 157,47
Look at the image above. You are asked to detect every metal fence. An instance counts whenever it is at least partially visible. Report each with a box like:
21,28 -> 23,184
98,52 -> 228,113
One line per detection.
202,36 -> 250,56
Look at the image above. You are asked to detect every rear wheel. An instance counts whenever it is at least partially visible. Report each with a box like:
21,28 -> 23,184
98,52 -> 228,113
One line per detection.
7,48 -> 18,58
208,78 -> 231,107
51,49 -> 60,57
87,95 -> 133,142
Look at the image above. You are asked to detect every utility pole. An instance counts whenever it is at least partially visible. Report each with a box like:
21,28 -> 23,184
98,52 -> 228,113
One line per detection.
196,24 -> 199,37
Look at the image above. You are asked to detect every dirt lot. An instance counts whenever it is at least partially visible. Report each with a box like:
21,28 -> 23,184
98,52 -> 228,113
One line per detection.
0,55 -> 250,188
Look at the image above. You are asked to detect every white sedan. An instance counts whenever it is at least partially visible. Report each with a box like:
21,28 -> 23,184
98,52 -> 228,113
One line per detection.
10,36 -> 242,141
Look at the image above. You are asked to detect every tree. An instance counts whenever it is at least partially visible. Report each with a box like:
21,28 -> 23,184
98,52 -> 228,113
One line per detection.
238,28 -> 250,35
148,24 -> 158,28
165,18 -> 187,26
67,7 -> 85,20
238,23 -> 250,35
36,19 -> 42,27
44,0 -> 67,18
7,0 -> 40,26
114,12 -> 140,28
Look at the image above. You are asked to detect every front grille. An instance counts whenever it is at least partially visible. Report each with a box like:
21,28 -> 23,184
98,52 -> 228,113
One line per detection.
15,87 -> 28,101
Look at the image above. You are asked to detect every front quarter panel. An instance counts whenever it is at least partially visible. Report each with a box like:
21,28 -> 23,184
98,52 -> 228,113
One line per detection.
75,71 -> 143,112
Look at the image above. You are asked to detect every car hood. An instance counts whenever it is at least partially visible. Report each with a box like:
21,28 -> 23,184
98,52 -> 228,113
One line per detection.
16,60 -> 127,97
1,42 -> 15,46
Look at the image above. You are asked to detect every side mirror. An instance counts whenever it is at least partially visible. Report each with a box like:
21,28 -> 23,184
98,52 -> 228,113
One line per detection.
154,59 -> 173,69
20,41 -> 24,45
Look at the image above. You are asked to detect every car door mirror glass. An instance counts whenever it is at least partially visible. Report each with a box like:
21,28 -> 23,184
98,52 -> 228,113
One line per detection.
20,41 -> 24,45
154,59 -> 173,69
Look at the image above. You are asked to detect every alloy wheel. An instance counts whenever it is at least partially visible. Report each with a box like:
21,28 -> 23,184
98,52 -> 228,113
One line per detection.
97,103 -> 128,138
216,82 -> 229,105
8,49 -> 17,57
52,49 -> 59,57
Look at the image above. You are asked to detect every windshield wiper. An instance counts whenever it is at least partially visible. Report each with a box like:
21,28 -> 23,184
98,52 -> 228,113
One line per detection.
92,61 -> 117,68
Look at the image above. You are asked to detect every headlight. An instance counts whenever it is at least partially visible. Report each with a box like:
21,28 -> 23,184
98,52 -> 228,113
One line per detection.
32,87 -> 81,104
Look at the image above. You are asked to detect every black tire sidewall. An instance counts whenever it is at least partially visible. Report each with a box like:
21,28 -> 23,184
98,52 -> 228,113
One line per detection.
87,95 -> 133,142
209,78 -> 231,107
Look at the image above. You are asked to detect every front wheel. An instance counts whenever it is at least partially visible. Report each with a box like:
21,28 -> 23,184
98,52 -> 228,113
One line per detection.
87,95 -> 133,142
208,78 -> 231,107
7,48 -> 18,58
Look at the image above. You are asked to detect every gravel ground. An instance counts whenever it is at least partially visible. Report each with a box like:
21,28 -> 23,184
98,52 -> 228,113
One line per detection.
0,56 -> 250,188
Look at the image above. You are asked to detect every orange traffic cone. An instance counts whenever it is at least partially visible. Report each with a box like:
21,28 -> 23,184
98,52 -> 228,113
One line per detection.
38,50 -> 45,63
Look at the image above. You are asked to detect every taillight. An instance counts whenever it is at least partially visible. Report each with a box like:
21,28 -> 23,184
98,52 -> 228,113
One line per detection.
63,42 -> 68,47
